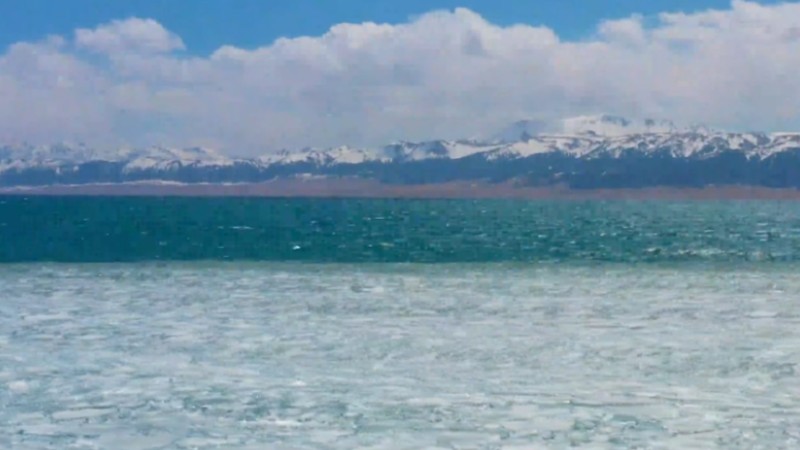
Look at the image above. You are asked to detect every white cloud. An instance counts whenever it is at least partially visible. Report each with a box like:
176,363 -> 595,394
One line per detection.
1,1 -> 800,155
75,18 -> 185,54
598,15 -> 647,47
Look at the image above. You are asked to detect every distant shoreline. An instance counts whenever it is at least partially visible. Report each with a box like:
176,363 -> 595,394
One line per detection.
3,180 -> 800,200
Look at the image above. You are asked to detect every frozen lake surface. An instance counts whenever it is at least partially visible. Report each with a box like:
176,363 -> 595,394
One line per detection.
2,263 -> 800,449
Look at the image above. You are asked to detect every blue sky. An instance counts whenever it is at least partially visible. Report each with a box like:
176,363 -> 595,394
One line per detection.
0,0 -> 783,54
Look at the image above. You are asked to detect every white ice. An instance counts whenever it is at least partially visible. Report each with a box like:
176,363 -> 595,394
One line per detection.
1,263 -> 799,449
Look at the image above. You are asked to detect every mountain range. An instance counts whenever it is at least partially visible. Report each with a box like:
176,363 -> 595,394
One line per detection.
3,115 -> 800,190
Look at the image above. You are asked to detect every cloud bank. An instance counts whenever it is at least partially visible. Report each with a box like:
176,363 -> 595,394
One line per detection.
1,0 -> 799,155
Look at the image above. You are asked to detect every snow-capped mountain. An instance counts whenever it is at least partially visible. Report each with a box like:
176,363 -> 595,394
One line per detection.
0,142 -> 100,165
489,115 -> 682,143
259,146 -> 386,166
257,140 -> 506,166
3,116 -> 800,189
119,146 -> 235,173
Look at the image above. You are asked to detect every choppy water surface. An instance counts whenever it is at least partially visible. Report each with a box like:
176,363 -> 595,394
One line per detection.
3,197 -> 800,263
2,263 -> 800,449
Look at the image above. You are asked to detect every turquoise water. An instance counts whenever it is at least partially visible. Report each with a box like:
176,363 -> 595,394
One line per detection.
2,197 -> 800,263
3,198 -> 800,449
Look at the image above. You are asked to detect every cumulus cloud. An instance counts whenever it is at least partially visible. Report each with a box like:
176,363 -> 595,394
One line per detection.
1,1 -> 799,154
75,18 -> 185,54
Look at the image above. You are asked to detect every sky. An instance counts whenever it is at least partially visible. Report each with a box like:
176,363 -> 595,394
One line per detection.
0,0 -> 799,154
2,0 -> 779,54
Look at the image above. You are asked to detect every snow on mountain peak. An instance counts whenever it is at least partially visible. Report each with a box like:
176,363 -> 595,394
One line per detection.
2,118 -> 800,180
381,140 -> 507,161
489,114 -> 688,142
325,146 -> 384,164
0,142 -> 100,163
121,145 -> 234,172
258,145 -> 386,166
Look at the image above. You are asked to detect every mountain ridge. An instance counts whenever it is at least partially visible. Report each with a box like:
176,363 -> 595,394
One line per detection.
3,115 -> 800,189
